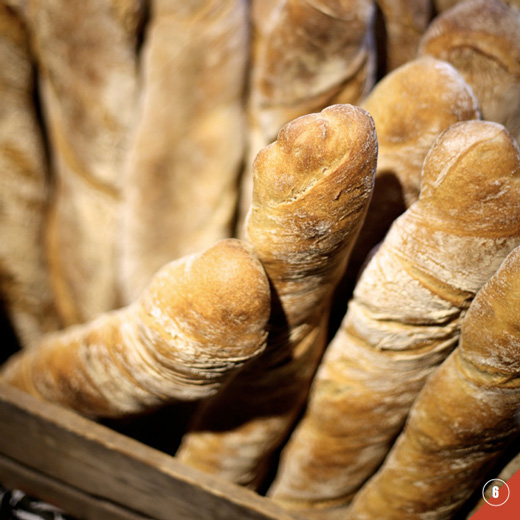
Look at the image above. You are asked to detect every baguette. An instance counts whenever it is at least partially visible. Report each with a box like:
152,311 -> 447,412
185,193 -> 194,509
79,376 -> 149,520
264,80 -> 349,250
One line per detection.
0,239 -> 270,418
0,3 -> 60,346
268,120 -> 520,512
15,0 -> 143,324
347,244 -> 520,520
418,0 -> 520,144
344,56 -> 479,286
237,0 -> 377,234
119,0 -> 249,302
177,104 -> 378,488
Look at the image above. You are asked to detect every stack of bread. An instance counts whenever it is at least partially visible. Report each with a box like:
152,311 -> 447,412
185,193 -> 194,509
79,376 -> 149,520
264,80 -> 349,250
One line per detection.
1,0 -> 520,519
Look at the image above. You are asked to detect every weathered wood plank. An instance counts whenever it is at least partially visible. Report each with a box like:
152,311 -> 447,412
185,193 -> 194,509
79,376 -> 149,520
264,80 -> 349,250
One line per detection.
0,383 -> 303,520
0,453 -> 148,520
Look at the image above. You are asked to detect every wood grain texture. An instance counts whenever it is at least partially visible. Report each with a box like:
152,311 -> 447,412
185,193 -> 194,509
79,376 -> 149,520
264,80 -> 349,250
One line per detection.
0,2 -> 60,347
13,0 -> 144,324
237,0 -> 377,234
347,245 -> 520,520
1,239 -> 271,418
0,383 -> 305,520
0,454 -> 148,520
119,0 -> 249,302
177,104 -> 377,489
268,120 -> 520,513
419,0 -> 520,144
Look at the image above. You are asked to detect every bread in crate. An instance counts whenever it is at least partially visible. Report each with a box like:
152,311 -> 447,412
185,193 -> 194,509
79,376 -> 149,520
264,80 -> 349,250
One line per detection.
1,239 -> 270,418
269,119 -> 520,513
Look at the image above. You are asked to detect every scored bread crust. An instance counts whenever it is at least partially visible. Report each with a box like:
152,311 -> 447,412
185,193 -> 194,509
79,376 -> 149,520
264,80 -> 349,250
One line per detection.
177,104 -> 378,488
418,0 -> 520,144
344,56 -> 480,287
347,244 -> 520,520
237,0 -> 377,234
268,120 -> 520,511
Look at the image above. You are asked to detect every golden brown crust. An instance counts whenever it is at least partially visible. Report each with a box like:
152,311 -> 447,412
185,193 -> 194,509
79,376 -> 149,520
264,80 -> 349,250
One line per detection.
119,0 -> 249,302
0,239 -> 271,418
177,104 -> 377,488
237,0 -> 377,234
268,120 -> 520,511
363,58 -> 479,193
247,104 -> 378,329
419,0 -> 520,143
0,2 -> 61,346
248,0 -> 376,135
18,0 -> 142,324
347,246 -> 520,520
345,56 -> 480,287
418,122 -> 520,235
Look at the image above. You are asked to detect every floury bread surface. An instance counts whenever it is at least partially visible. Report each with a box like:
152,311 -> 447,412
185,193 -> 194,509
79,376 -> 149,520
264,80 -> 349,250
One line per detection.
0,240 -> 270,418
177,104 -> 377,488
238,0 -> 377,232
0,3 -> 60,346
346,56 -> 480,283
419,0 -> 520,144
119,0 -> 249,302
362,56 -> 479,212
268,120 -> 520,512
347,245 -> 520,520
8,0 -> 143,325
247,0 -> 376,140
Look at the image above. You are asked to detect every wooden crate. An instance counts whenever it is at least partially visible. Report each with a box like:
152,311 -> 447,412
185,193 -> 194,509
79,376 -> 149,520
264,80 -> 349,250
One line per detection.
0,383 -> 305,520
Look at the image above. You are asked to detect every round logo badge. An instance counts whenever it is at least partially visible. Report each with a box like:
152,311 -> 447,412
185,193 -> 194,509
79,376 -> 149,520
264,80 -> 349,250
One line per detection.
482,479 -> 510,507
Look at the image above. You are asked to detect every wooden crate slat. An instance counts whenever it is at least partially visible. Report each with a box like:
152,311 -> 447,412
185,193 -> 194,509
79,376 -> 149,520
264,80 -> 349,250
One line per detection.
0,453 -> 149,520
0,383 -> 304,520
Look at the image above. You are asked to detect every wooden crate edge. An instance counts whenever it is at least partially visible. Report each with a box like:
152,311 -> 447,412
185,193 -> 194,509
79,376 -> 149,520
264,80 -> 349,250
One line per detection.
0,383 -> 305,520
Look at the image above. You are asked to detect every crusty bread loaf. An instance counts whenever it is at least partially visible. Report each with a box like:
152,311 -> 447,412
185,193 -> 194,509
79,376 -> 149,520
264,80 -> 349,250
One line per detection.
237,0 -> 377,234
0,3 -> 60,347
344,56 -> 479,285
375,0 -> 432,72
419,0 -> 520,144
347,244 -> 520,520
268,120 -> 520,512
11,0 -> 142,324
177,104 -> 378,489
363,56 -> 479,210
119,0 -> 249,302
0,239 -> 270,418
